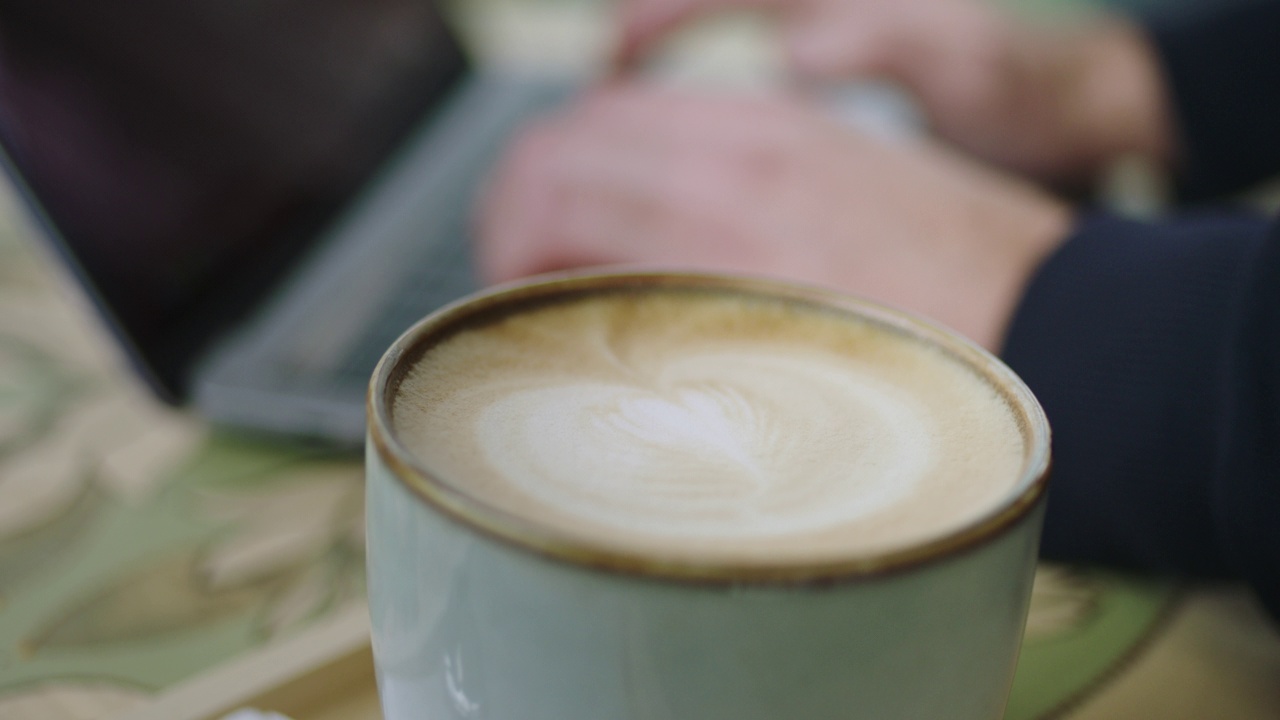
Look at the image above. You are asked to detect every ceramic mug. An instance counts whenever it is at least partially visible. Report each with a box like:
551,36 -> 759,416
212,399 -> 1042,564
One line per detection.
366,272 -> 1051,720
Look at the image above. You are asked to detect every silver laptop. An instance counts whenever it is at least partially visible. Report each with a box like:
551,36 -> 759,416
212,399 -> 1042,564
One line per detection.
0,1 -> 571,444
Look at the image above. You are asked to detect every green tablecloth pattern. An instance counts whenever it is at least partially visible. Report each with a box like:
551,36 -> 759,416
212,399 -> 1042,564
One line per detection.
0,182 -> 1179,719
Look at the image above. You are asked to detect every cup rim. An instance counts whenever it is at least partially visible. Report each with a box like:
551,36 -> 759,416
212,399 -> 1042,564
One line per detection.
367,270 -> 1051,585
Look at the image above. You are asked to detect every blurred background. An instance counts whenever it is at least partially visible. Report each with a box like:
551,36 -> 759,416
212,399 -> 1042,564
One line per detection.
0,1 -> 1278,719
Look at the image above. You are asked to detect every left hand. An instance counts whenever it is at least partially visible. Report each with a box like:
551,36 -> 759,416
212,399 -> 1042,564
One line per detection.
476,83 -> 1070,351
614,0 -> 1175,189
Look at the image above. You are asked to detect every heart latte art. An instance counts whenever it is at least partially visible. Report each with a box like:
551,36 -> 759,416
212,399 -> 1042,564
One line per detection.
475,354 -> 933,539
393,290 -> 1027,563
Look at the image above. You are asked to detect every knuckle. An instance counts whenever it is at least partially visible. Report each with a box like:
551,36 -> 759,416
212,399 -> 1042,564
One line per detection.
508,121 -> 561,170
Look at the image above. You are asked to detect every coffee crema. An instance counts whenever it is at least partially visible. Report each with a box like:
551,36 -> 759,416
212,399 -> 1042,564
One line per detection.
391,288 -> 1028,565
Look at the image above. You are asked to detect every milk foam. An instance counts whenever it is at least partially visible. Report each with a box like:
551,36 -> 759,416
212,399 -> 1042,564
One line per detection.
393,290 -> 1027,563
475,353 -> 932,538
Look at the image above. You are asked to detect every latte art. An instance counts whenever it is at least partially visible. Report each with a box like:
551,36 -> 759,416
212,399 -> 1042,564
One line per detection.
393,289 -> 1027,563
475,352 -> 933,538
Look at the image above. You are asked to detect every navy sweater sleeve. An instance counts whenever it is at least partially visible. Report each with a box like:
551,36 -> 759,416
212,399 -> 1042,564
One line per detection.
1145,0 -> 1280,202
1002,212 -> 1280,620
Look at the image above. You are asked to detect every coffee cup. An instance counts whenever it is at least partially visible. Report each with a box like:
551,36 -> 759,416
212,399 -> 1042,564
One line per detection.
366,271 -> 1050,719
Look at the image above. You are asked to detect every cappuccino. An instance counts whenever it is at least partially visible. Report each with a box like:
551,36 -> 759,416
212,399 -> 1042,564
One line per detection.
390,284 -> 1028,566
370,274 -> 1050,720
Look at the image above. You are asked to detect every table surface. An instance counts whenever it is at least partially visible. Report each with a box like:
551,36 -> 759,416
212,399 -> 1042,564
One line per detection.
2,2 -> 1279,718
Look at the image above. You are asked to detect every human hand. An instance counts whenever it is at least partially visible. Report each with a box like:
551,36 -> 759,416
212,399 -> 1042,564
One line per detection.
615,0 -> 1175,189
476,84 -> 1069,351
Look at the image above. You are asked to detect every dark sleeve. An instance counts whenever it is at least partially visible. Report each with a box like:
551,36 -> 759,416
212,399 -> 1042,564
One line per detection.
1144,0 -> 1280,202
1001,211 -> 1280,621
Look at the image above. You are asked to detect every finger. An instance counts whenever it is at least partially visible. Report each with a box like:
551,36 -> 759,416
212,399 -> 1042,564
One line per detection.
613,0 -> 784,71
782,10 -> 901,80
572,84 -> 811,157
554,184 -> 666,268
480,86 -> 829,283
477,103 -> 695,283
544,127 -> 772,275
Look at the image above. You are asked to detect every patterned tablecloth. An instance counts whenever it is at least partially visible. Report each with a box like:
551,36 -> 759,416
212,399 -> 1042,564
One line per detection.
1,2 -> 1279,718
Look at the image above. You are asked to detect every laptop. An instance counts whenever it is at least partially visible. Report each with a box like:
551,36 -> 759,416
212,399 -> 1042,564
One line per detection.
0,1 -> 572,444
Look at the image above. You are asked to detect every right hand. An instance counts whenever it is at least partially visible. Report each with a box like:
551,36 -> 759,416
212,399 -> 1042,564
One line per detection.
476,84 -> 1070,352
615,0 -> 1176,189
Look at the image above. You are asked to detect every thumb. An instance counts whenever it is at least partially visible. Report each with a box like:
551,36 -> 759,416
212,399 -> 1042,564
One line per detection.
614,0 -> 731,69
783,17 -> 897,80
614,0 -> 788,70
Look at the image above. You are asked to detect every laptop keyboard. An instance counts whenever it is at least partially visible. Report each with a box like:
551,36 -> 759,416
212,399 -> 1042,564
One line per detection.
331,82 -> 574,389
332,207 -> 477,385
253,78 -> 577,397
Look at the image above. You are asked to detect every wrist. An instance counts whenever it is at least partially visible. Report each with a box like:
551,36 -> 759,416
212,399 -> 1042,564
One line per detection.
963,162 -> 1074,352
987,192 -> 1073,352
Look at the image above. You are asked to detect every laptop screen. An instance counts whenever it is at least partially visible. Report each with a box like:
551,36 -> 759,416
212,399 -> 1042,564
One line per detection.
0,0 -> 469,400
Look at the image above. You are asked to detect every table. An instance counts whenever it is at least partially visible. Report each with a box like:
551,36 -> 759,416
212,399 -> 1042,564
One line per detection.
2,1 -> 1279,718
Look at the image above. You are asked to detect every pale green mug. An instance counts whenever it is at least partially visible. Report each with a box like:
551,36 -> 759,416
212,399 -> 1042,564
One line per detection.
366,271 -> 1051,720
